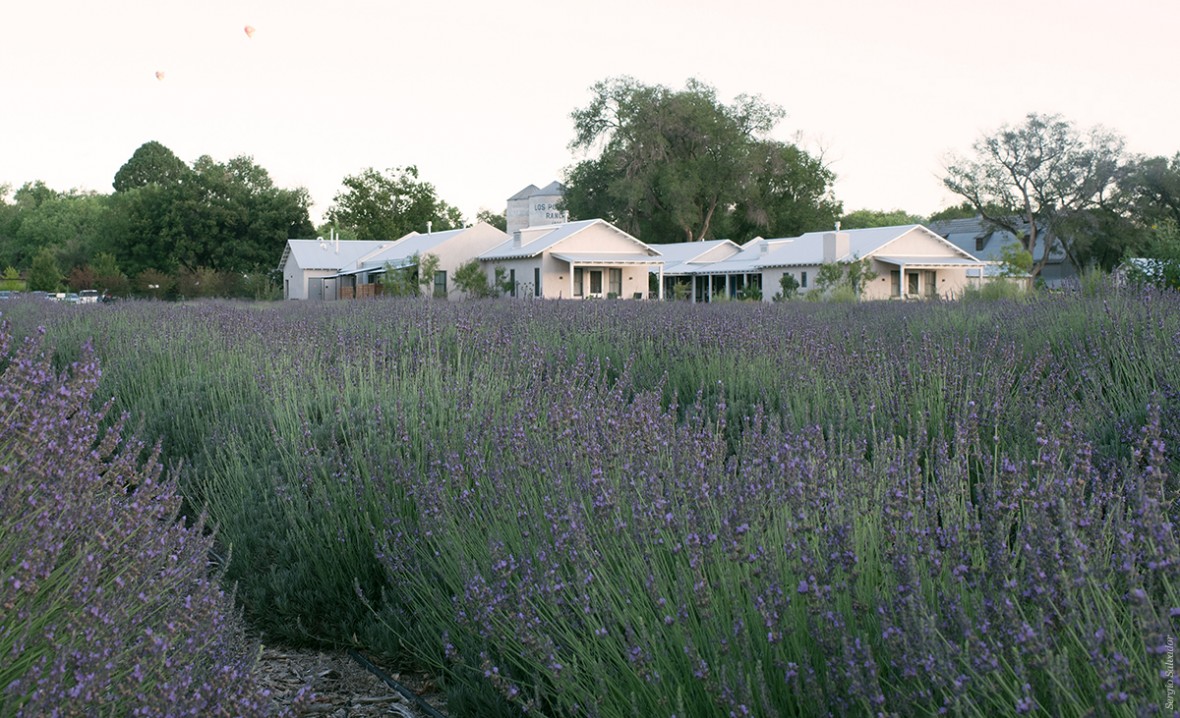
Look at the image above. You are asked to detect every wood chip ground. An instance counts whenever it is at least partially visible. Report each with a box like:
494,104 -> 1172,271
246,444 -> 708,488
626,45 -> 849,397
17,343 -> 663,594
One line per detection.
257,645 -> 449,717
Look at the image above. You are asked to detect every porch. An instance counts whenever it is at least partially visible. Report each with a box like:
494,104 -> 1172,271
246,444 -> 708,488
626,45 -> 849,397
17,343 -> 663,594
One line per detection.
874,256 -> 989,300
552,253 -> 664,300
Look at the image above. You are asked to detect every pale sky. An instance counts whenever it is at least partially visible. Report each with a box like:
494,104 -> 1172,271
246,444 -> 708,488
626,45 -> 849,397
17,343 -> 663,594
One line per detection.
3,0 -> 1176,230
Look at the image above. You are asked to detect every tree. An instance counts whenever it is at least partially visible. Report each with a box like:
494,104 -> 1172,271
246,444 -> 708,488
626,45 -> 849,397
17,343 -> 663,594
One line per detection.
68,265 -> 96,291
475,209 -> 507,232
27,248 -> 61,291
326,166 -> 464,241
728,141 -> 842,240
943,113 -> 1127,277
1,185 -> 115,271
380,260 -> 418,298
815,257 -> 877,299
563,77 -> 837,243
0,266 -> 23,291
90,252 -> 131,297
453,259 -> 493,298
1118,154 -> 1180,227
417,253 -> 442,297
113,148 -> 314,276
134,268 -> 173,299
772,273 -> 799,302
840,208 -> 925,229
1120,219 -> 1180,289
927,202 -> 980,223
997,244 -> 1034,277
112,141 -> 192,193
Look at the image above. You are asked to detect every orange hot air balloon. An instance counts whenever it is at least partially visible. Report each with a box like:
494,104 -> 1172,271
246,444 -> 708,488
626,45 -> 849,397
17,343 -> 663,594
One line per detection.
155,71 -> 166,81
243,25 -> 256,39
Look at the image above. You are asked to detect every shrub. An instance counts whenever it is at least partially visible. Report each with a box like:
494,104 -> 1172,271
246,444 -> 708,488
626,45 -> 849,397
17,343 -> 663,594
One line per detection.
454,259 -> 495,299
961,278 -> 1027,302
772,273 -> 799,301
0,324 -> 281,717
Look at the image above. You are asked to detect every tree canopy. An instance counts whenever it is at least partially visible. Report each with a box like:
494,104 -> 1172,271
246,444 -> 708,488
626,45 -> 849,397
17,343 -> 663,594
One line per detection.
562,77 -> 839,243
475,208 -> 507,232
112,145 -> 314,275
112,140 -> 192,193
326,166 -> 464,240
839,208 -> 926,230
942,113 -> 1127,276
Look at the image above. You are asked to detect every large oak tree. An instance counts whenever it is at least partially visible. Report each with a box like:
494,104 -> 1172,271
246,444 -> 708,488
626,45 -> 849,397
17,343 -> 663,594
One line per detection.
563,77 -> 839,243
112,143 -> 314,275
942,113 -> 1127,276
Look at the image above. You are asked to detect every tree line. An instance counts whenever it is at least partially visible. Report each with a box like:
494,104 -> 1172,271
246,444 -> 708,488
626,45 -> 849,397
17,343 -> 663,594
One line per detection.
0,143 -> 478,298
4,78 -> 1178,297
562,79 -> 1180,282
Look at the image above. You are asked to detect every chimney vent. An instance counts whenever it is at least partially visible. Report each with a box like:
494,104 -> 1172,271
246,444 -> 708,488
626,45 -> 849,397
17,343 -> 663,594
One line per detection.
823,232 -> 850,263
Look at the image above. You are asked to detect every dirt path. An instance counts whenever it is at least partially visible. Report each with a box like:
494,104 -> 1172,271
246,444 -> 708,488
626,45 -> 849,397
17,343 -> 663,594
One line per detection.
257,644 -> 449,717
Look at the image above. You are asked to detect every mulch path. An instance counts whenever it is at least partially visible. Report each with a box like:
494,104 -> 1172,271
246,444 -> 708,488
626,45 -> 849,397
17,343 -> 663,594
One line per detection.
257,644 -> 449,717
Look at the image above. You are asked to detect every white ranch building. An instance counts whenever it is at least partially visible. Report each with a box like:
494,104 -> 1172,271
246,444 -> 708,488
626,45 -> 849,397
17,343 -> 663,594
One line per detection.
478,219 -> 664,300
279,223 -> 507,300
658,225 -> 991,302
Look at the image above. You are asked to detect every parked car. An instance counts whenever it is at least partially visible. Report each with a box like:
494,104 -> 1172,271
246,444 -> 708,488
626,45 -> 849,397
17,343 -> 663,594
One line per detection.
78,289 -> 100,304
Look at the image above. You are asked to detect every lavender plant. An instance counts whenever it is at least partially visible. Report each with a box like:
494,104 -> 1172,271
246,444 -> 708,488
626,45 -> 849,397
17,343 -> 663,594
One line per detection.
0,322 -> 281,717
6,289 -> 1178,716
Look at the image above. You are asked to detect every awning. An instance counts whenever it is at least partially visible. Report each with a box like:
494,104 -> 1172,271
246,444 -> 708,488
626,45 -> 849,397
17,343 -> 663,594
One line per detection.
335,259 -> 414,277
874,256 -> 986,269
552,252 -> 663,265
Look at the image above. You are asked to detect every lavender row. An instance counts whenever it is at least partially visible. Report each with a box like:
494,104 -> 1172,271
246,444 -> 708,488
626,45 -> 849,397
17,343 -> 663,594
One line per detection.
0,323 -> 296,716
5,285 -> 1178,715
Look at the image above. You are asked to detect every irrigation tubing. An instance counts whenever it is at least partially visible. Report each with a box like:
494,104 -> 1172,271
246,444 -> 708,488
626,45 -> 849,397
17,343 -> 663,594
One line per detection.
346,648 -> 449,718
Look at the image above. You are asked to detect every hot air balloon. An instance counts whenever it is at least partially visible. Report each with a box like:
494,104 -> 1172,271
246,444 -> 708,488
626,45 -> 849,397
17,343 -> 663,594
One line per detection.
243,25 -> 256,39
155,71 -> 166,81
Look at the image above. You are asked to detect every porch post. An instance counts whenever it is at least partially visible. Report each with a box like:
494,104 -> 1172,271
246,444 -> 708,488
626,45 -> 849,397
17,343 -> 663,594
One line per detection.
657,264 -> 664,300
570,262 -> 575,299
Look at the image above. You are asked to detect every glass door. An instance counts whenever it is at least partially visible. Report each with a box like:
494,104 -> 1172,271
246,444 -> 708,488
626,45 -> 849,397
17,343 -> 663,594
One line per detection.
589,270 -> 603,297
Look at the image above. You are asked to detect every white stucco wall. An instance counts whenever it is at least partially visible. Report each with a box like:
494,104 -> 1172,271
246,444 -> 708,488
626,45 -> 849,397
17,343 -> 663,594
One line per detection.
419,224 -> 510,299
283,255 -> 339,300
483,255 -> 654,300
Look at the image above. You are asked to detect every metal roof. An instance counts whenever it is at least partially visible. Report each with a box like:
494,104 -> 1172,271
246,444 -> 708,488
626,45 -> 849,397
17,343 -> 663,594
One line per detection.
480,219 -> 658,261
279,239 -> 394,272
927,216 -> 1065,264
553,252 -> 664,265
874,255 -> 988,267
653,240 -> 742,274
507,181 -> 564,201
674,225 -> 984,275
507,184 -> 541,201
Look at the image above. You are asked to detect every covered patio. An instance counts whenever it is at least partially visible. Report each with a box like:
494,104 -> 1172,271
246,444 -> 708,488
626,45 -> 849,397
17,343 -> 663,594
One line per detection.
873,256 -> 991,299
552,252 -> 665,299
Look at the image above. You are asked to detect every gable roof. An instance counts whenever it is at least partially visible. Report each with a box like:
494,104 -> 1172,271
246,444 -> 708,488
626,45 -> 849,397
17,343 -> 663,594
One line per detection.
682,225 -> 983,275
653,239 -> 743,274
479,218 -> 660,262
928,216 -> 1066,263
507,181 -> 564,201
278,239 -> 395,272
507,184 -> 541,201
761,225 -> 980,267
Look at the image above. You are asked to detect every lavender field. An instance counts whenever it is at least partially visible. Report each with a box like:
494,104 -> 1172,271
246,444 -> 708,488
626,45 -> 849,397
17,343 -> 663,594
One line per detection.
3,289 -> 1179,716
